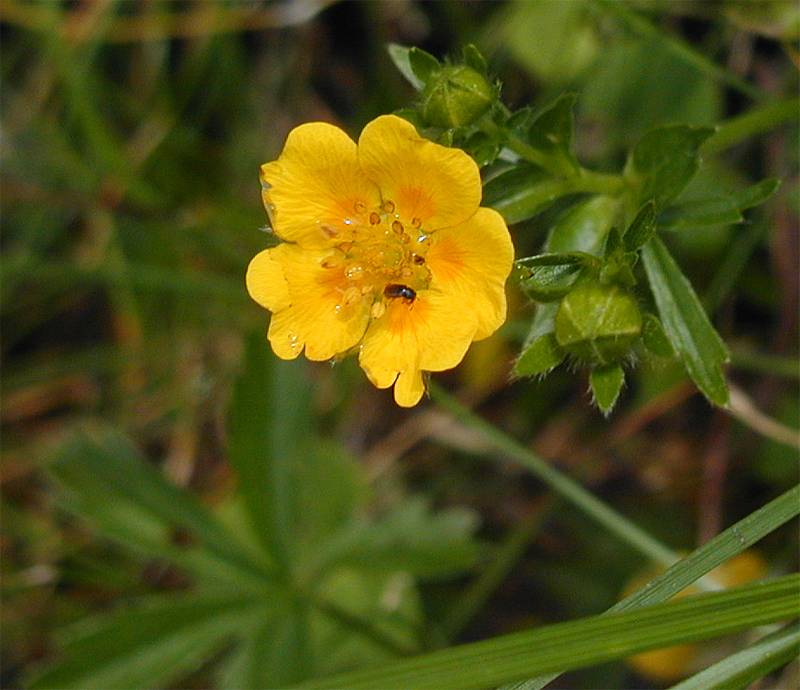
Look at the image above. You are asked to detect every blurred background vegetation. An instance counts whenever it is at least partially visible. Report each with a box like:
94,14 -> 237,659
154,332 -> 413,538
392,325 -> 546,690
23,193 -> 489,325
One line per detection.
1,1 -> 798,688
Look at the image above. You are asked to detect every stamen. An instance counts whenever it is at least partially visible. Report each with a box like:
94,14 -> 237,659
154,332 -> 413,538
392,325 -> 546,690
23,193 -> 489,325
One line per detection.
371,301 -> 386,319
369,212 -> 381,225
382,200 -> 395,213
412,254 -> 425,265
354,201 -> 366,213
320,224 -> 339,238
343,286 -> 361,305
321,256 -> 342,269
411,217 -> 421,228
392,220 -> 404,234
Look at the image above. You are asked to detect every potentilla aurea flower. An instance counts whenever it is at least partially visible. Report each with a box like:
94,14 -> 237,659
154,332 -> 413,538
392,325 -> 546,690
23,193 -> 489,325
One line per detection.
246,114 -> 513,406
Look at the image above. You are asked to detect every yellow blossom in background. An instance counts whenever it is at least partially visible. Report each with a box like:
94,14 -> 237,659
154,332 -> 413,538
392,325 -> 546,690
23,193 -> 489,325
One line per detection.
246,114 -> 513,406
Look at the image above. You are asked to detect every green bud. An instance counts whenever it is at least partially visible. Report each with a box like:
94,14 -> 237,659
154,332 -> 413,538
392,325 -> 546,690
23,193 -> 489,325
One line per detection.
420,65 -> 494,129
555,283 -> 642,366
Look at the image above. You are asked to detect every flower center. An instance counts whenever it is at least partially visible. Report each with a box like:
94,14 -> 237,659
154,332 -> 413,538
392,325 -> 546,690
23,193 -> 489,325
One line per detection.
319,198 -> 432,319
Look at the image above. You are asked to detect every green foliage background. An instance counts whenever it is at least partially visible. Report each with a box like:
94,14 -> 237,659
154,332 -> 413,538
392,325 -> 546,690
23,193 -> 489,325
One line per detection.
2,1 -> 798,689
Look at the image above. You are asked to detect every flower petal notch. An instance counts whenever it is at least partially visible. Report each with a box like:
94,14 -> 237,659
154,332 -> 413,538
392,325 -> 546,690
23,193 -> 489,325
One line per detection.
246,114 -> 514,406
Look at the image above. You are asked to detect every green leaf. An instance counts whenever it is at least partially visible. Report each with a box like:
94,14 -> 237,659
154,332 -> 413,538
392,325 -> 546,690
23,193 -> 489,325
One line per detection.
590,364 -> 625,415
526,93 -> 579,173
546,195 -> 619,255
517,251 -> 599,267
408,47 -> 441,85
462,44 -> 488,74
505,485 -> 800,690
669,622 -> 800,690
309,498 -> 479,580
641,237 -> 730,406
219,602 -> 312,689
514,334 -> 566,377
641,312 -> 675,358
623,201 -> 657,250
520,264 -> 584,302
27,594 -> 258,690
228,332 -> 314,567
482,164 -> 551,223
49,432 -> 271,584
660,178 -> 781,229
295,575 -> 800,690
626,125 -> 715,208
462,131 -> 500,168
387,44 -> 424,90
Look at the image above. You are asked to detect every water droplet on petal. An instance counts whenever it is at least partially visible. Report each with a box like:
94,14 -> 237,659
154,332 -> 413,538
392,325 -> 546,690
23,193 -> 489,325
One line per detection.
417,234 -> 429,243
345,264 -> 363,280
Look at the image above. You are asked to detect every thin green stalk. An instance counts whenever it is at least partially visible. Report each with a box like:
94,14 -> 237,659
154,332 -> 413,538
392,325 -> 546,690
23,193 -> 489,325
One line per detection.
428,383 -> 679,569
730,348 -> 800,381
481,115 -> 626,195
703,97 -> 800,155
596,0 -> 767,102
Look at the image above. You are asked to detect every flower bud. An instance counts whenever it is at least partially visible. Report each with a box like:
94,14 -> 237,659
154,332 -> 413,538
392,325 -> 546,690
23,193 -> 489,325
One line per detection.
555,283 -> 642,366
420,65 -> 494,129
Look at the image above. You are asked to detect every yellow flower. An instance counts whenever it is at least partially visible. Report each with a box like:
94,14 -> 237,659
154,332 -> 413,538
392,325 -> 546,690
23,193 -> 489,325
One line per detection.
246,114 -> 513,406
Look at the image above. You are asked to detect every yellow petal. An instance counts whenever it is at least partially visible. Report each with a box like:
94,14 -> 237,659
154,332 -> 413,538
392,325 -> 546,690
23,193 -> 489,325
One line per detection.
261,122 -> 381,248
394,370 -> 426,407
358,115 -> 481,231
358,289 -> 477,405
426,207 -> 514,340
245,245 -> 291,313
267,245 -> 370,361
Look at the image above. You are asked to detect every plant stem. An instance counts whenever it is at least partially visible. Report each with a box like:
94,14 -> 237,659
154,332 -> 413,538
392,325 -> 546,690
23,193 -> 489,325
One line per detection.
703,97 -> 800,155
730,348 -> 800,381
428,383 -> 680,569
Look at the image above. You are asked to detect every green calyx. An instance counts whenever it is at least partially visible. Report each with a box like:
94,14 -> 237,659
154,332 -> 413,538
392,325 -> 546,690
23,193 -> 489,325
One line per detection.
555,283 -> 643,366
420,65 -> 494,129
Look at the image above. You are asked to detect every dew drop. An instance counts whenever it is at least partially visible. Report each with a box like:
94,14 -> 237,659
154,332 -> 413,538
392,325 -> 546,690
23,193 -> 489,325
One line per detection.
369,211 -> 381,225
288,333 -> 300,351
417,234 -> 429,243
345,264 -> 364,280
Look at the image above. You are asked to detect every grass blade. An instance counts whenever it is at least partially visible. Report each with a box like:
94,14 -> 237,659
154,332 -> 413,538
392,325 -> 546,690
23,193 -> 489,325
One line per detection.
296,575 -> 800,690
669,622 -> 800,690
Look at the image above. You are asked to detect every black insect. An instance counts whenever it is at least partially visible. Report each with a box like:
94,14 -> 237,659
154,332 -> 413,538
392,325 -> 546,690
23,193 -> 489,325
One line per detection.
384,283 -> 417,302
